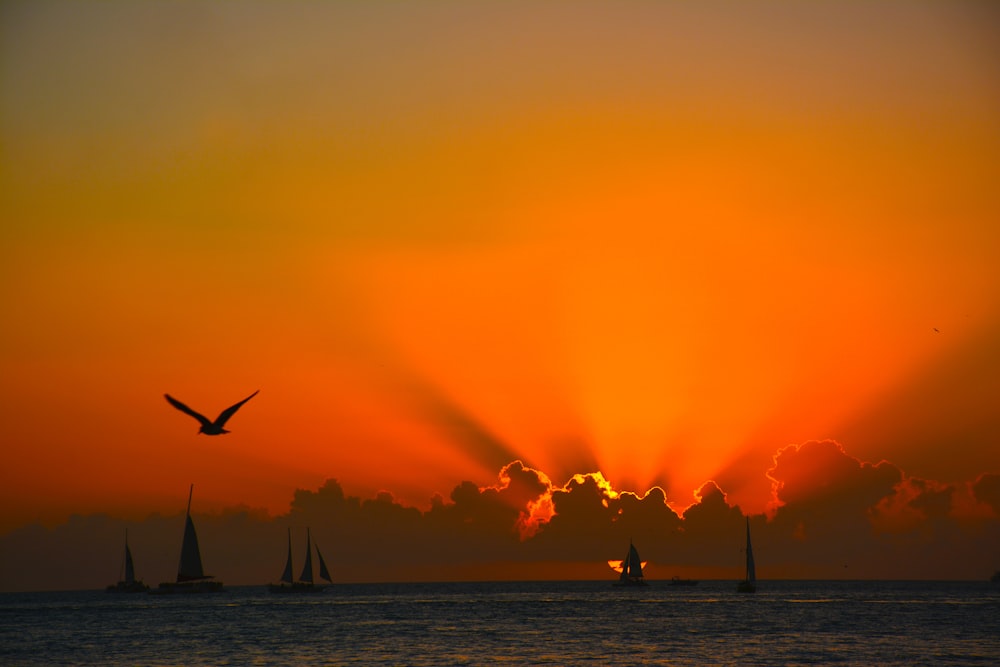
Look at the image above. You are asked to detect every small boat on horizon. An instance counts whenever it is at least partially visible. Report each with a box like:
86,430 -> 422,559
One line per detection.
106,529 -> 149,593
737,516 -> 756,593
269,527 -> 332,593
611,540 -> 648,586
150,485 -> 223,594
669,576 -> 698,586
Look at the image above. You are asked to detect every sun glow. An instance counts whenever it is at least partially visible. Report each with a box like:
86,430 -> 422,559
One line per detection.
2,2 -> 998,541
331,186 -> 996,512
607,560 -> 648,574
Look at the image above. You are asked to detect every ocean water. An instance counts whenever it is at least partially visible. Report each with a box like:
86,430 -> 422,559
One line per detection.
2,580 -> 998,666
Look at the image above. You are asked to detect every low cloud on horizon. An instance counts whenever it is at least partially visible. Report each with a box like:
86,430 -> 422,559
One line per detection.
3,440 -> 999,592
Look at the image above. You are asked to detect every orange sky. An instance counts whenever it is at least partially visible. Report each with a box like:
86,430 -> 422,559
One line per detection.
2,2 -> 999,579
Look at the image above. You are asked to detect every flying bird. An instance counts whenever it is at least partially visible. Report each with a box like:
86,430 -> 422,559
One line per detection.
165,390 -> 259,435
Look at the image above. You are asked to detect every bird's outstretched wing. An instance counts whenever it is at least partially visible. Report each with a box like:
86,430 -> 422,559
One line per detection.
165,394 -> 213,428
214,390 -> 259,426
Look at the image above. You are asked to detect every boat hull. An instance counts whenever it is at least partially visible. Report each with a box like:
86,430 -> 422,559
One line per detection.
736,580 -> 756,593
106,581 -> 150,593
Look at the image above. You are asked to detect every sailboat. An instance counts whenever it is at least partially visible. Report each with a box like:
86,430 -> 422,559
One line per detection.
611,539 -> 648,586
669,575 -> 699,586
737,516 -> 756,593
106,529 -> 149,592
269,527 -> 332,593
151,485 -> 223,594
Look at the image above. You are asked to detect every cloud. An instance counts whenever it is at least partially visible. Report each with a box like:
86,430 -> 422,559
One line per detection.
675,482 -> 749,566
426,461 -> 551,546
763,441 -> 903,565
494,461 -> 555,539
833,316 -> 1000,484
972,473 -> 1000,515
760,440 -> 1000,577
768,440 -> 902,513
870,476 -> 956,534
3,442 -> 999,591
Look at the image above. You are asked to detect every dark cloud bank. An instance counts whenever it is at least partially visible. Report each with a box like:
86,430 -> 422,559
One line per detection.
3,441 -> 999,591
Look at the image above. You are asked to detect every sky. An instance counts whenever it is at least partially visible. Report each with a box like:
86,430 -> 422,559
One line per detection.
2,1 -> 999,590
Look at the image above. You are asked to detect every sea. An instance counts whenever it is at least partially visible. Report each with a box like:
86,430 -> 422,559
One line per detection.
2,580 -> 998,666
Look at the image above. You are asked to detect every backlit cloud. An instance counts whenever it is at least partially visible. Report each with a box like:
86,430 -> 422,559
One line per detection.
972,473 -> 1000,515
768,440 -> 902,512
2,441 -> 999,591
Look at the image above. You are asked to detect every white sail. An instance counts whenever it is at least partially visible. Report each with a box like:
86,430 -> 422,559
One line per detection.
177,485 -> 208,582
299,528 -> 315,584
317,545 -> 332,583
279,529 -> 294,584
737,517 -> 757,592
124,540 -> 136,585
625,543 -> 643,579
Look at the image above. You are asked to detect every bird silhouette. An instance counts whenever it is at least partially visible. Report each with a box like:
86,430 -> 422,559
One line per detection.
165,390 -> 259,435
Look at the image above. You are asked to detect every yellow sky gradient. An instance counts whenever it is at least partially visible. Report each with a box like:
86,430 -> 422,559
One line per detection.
2,2 -> 999,537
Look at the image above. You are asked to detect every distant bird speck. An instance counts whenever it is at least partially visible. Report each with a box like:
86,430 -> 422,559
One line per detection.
165,390 -> 259,435
934,328 -> 940,333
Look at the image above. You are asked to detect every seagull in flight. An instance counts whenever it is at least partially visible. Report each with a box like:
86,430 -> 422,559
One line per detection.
164,390 -> 259,435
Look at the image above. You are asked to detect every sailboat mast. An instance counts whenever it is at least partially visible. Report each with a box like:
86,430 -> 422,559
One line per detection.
118,528 -> 128,582
123,528 -> 136,585
279,528 -> 294,584
178,484 -> 193,579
